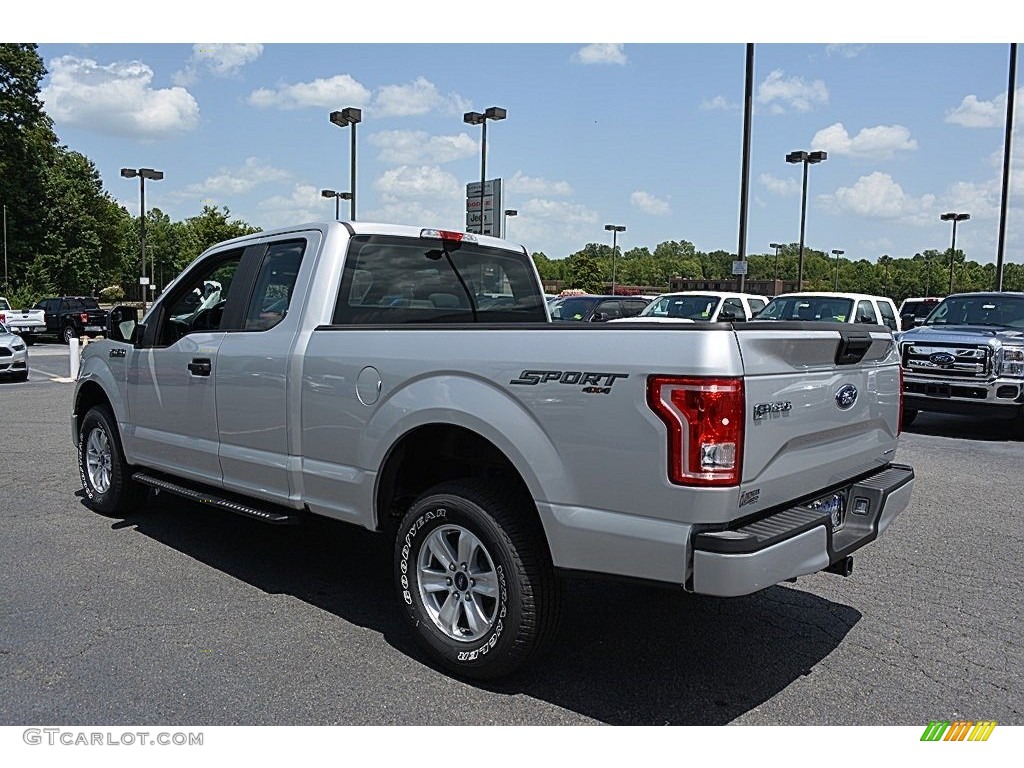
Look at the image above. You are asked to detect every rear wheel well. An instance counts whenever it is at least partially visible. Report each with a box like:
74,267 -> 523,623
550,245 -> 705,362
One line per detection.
376,424 -> 538,535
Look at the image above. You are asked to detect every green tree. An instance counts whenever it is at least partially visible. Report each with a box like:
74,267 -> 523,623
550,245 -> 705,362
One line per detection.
0,44 -> 57,291
177,205 -> 261,268
563,245 -> 604,293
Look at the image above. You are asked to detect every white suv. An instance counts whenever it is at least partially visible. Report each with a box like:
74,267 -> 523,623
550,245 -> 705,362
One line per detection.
756,292 -> 901,332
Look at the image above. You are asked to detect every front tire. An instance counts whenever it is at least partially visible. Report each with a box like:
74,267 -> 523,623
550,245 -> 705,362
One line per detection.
394,479 -> 560,680
78,406 -> 147,515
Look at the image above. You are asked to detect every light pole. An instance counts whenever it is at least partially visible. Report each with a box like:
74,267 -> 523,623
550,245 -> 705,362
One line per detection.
321,189 -> 352,221
604,224 -> 626,295
120,167 -> 163,310
831,249 -> 844,290
3,205 -> 7,295
940,212 -> 970,294
786,150 -> 827,291
503,209 -> 517,238
464,107 -> 507,235
770,242 -> 783,284
329,107 -> 361,220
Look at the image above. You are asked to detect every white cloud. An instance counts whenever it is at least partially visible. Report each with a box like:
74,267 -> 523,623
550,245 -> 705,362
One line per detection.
511,198 -> 602,250
361,199 -> 463,231
506,171 -> 573,197
946,93 -> 1003,128
374,165 -> 463,200
368,130 -> 477,165
759,173 -> 800,196
572,44 -> 627,65
255,183 -> 327,228
41,55 -> 199,140
248,74 -> 370,110
826,44 -> 867,59
372,77 -> 470,118
630,190 -> 671,216
174,43 -> 263,85
811,122 -> 918,160
699,95 -> 738,111
757,69 -> 828,114
178,157 -> 291,200
822,172 -> 936,222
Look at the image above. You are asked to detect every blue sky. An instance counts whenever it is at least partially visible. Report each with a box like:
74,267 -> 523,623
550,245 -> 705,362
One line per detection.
21,8 -> 1023,265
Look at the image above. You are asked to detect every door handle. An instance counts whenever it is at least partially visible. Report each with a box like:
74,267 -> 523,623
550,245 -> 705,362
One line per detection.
187,358 -> 212,376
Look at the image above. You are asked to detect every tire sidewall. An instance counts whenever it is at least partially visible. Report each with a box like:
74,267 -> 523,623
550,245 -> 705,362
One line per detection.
63,326 -> 75,344
78,408 -> 123,514
396,494 -> 521,674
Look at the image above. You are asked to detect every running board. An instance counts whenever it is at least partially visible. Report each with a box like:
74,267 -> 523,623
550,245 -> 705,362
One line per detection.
132,472 -> 301,525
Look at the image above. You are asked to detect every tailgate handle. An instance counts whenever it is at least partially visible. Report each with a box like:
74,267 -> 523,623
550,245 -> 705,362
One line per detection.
835,332 -> 873,365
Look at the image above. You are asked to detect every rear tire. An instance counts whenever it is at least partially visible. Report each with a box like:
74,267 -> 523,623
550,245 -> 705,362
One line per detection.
394,479 -> 560,680
901,409 -> 918,429
62,325 -> 76,344
78,405 -> 147,515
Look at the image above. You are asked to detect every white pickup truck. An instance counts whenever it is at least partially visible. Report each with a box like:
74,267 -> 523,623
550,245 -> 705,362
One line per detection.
72,221 -> 913,679
0,297 -> 45,345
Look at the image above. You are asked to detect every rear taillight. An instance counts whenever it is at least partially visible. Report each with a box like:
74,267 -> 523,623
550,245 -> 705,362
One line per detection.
80,312 -> 89,323
898,366 -> 905,436
647,376 -> 744,487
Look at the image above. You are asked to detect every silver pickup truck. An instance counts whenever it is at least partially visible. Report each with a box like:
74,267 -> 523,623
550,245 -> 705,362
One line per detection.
899,291 -> 1024,429
72,221 -> 913,679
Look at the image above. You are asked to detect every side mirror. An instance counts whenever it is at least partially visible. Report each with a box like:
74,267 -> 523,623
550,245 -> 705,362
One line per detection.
106,306 -> 139,344
591,312 -> 606,322
901,313 -> 917,330
718,308 -> 739,322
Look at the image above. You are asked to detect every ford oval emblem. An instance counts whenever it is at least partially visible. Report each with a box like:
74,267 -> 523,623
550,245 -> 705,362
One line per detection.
929,352 -> 956,366
835,384 -> 858,410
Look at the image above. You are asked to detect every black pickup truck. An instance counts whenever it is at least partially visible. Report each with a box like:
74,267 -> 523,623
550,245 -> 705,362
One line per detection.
33,297 -> 109,343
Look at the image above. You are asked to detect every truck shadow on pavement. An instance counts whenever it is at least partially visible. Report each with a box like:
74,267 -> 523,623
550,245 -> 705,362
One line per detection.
115,492 -> 861,726
905,413 -> 1019,441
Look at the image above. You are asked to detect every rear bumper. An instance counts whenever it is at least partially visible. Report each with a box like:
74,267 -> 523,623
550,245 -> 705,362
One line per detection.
691,464 -> 914,597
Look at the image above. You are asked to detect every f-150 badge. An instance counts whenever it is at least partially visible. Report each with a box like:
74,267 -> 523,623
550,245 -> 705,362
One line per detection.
752,401 -> 791,419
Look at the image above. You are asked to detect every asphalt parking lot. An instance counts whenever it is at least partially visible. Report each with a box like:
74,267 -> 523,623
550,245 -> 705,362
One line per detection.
1,346 -> 1022,725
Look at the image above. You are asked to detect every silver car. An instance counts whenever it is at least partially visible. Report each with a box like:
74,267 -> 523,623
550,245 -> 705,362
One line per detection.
0,322 -> 29,381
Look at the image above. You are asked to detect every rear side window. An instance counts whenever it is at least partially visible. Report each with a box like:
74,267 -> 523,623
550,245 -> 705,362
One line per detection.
333,235 -> 546,324
856,300 -> 878,324
243,240 -> 306,331
877,300 -> 898,331
748,298 -> 766,314
721,297 -> 745,319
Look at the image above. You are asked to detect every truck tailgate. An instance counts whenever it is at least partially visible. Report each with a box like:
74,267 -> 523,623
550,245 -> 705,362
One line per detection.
734,326 -> 900,515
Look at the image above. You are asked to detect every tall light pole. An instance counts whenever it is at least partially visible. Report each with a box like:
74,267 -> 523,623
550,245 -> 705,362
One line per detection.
3,205 -> 7,295
464,107 -> 507,235
605,224 -> 626,295
503,209 -> 517,238
321,189 -> 352,221
120,167 -> 163,310
786,150 -> 827,291
329,107 -> 361,220
940,212 -> 970,295
770,242 -> 783,284
831,249 -> 844,290
996,43 -> 1017,291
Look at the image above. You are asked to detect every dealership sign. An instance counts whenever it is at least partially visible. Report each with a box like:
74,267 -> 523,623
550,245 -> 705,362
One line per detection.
466,178 -> 503,237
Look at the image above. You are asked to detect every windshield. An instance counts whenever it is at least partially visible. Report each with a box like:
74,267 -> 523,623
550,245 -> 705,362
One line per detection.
551,297 -> 599,321
641,294 -> 720,320
923,294 -> 1024,328
757,295 -> 855,322
0,298 -> 10,311
0,321 -> 8,334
